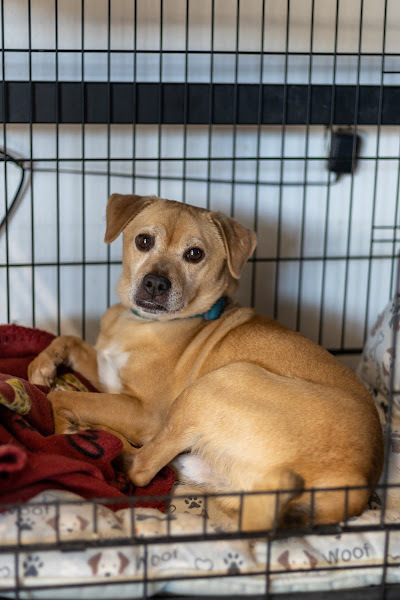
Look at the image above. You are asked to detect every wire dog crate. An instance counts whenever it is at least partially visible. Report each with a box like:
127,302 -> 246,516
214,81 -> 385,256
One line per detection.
1,0 -> 400,598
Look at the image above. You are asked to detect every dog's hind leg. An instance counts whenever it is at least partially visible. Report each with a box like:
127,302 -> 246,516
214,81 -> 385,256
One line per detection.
287,474 -> 371,527
129,428 -> 304,533
124,368 -> 305,534
239,468 -> 304,532
125,407 -> 197,487
124,383 -> 206,487
205,467 -> 304,532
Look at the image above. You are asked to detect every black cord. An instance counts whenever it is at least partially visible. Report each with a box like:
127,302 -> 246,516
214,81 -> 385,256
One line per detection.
19,162 -> 341,187
0,149 -> 27,234
0,148 -> 340,236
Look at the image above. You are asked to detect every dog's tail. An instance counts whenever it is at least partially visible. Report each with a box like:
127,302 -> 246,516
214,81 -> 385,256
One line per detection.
240,467 -> 304,532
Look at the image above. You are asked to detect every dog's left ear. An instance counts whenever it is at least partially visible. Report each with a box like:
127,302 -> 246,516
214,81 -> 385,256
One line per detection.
88,552 -> 102,575
210,212 -> 257,279
104,193 -> 157,243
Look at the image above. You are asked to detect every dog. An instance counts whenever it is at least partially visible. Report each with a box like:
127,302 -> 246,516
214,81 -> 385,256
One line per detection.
28,193 -> 383,531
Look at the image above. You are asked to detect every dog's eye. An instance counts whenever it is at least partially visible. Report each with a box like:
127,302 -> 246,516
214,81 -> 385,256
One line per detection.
185,247 -> 204,263
135,234 -> 154,251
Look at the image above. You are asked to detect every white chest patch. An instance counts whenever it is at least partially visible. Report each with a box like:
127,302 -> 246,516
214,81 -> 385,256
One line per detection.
172,453 -> 230,490
96,343 -> 130,393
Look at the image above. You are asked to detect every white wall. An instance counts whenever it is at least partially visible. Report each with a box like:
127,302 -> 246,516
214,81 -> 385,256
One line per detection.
1,0 -> 399,349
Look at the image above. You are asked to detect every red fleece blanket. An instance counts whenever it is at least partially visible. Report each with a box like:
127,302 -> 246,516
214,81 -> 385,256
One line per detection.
0,324 -> 174,511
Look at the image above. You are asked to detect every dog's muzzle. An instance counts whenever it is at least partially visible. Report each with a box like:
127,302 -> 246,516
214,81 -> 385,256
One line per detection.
134,272 -> 172,312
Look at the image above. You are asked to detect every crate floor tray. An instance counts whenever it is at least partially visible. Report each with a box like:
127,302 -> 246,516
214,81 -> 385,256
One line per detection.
0,482 -> 399,599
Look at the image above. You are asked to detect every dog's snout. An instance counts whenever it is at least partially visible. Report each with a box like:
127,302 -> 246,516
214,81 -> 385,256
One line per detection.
143,273 -> 171,298
134,271 -> 174,312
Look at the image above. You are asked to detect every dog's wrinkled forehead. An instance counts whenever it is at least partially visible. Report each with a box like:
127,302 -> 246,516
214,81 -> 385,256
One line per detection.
126,201 -> 221,250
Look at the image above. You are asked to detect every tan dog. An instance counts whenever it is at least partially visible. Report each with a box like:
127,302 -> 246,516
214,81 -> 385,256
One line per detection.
28,194 -> 383,531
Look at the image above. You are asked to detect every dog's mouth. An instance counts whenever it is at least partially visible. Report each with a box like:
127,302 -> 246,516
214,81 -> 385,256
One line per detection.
134,299 -> 168,313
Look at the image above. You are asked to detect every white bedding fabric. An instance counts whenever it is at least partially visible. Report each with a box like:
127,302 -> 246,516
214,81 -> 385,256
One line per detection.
0,481 -> 399,598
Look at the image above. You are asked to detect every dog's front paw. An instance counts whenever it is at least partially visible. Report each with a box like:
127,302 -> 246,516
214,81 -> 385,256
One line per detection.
28,352 -> 58,387
120,449 -> 154,487
28,335 -> 78,387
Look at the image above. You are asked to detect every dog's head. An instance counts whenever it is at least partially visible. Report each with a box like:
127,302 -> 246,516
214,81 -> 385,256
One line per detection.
105,194 -> 257,320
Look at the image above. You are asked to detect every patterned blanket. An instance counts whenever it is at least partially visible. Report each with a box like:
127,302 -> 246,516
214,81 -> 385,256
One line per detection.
0,324 -> 174,510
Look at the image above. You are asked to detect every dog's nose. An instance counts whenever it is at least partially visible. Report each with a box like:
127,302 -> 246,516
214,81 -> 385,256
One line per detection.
142,273 -> 171,298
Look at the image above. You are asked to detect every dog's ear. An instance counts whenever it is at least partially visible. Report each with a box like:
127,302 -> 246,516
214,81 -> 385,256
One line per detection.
88,552 -> 102,575
104,194 -> 156,243
118,552 -> 130,574
77,516 -> 89,531
46,517 -> 57,531
303,550 -> 318,569
277,550 -> 291,570
210,212 -> 257,279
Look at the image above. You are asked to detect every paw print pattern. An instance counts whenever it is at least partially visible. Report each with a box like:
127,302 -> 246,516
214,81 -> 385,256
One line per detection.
368,491 -> 382,510
224,552 -> 243,575
184,496 -> 203,510
16,516 -> 35,531
165,503 -> 176,514
23,555 -> 44,577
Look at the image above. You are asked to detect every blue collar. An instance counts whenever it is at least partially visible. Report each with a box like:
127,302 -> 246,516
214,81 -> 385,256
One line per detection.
131,296 -> 227,322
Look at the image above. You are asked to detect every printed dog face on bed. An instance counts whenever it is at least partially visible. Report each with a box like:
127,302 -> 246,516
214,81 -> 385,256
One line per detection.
104,194 -> 257,320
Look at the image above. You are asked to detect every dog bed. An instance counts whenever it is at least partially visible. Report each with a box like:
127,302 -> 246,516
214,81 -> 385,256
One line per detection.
0,324 -> 399,598
0,485 -> 399,597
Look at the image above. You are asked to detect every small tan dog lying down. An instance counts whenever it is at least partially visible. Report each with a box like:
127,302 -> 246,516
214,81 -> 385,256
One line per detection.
29,194 -> 383,531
